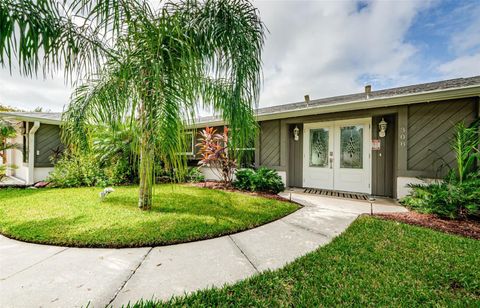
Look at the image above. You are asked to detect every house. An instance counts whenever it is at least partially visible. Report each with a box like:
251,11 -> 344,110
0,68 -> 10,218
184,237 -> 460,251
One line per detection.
192,76 -> 480,199
0,112 -> 63,185
1,76 -> 479,198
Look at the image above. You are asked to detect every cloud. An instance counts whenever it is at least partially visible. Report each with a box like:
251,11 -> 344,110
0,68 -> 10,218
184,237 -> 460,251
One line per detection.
1,0 -> 478,112
254,0 -> 431,107
0,70 -> 71,111
437,53 -> 480,78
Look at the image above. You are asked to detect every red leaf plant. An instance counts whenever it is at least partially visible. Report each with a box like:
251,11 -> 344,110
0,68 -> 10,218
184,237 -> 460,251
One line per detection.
196,126 -> 236,186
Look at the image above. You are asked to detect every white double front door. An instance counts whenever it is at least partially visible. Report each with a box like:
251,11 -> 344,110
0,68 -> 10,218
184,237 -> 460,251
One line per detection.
303,118 -> 371,194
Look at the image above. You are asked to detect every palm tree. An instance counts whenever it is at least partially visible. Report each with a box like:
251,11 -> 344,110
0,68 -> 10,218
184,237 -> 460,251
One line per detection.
1,0 -> 264,209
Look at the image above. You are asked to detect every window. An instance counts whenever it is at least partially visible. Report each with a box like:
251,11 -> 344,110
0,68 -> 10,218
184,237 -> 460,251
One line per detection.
181,131 -> 195,156
309,128 -> 329,167
340,125 -> 363,169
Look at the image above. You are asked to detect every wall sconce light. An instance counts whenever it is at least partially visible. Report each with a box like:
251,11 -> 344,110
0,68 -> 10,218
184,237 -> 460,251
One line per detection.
378,118 -> 387,138
293,125 -> 300,141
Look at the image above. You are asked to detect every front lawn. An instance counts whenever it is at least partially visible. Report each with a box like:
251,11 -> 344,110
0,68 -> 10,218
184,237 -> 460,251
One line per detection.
132,217 -> 480,307
0,185 -> 298,247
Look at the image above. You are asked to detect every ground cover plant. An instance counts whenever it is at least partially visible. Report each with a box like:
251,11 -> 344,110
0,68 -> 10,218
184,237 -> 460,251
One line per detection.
0,185 -> 298,247
129,217 -> 480,307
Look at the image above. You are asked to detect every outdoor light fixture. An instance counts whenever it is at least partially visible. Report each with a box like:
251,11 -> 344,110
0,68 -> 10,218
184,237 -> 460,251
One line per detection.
293,125 -> 300,141
378,118 -> 387,138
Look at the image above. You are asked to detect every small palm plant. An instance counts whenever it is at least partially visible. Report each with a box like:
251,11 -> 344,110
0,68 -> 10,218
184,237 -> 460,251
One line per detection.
452,121 -> 479,183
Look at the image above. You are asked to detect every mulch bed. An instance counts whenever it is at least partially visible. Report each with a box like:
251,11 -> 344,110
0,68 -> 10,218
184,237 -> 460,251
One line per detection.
374,212 -> 480,240
189,181 -> 297,204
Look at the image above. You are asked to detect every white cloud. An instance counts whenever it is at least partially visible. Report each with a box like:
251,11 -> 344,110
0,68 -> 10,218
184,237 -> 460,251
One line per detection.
255,0 -> 431,107
0,69 -> 71,111
2,0 -> 478,113
437,53 -> 480,78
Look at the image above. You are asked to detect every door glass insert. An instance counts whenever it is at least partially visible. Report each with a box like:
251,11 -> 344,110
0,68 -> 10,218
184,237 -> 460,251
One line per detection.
309,128 -> 329,167
340,125 -> 363,169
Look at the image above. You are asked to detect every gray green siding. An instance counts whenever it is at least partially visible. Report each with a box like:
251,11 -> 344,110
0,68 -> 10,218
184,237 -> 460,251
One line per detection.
288,124 -> 303,187
406,98 -> 477,177
259,120 -> 281,166
34,124 -> 63,167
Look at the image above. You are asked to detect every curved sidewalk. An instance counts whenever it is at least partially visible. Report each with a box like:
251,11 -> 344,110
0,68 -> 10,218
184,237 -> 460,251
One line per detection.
0,192 -> 407,307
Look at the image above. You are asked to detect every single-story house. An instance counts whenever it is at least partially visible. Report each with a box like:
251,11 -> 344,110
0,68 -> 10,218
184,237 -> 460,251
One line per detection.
0,112 -> 63,185
1,75 -> 479,198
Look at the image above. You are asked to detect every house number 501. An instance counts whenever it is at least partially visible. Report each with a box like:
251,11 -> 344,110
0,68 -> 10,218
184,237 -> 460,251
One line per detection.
400,127 -> 407,147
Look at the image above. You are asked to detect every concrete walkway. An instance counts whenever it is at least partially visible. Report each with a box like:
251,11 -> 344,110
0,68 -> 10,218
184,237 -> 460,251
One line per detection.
0,192 -> 407,308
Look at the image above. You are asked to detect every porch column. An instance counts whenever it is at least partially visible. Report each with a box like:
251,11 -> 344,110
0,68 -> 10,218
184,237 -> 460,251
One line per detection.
27,121 -> 40,185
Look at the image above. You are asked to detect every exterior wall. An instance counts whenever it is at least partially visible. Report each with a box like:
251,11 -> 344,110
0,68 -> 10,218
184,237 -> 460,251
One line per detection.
406,98 -> 476,177
259,120 -> 281,166
257,106 -> 402,192
396,177 -> 440,199
397,97 -> 478,198
256,97 -> 478,199
288,124 -> 303,187
199,167 -> 287,186
34,167 -> 55,183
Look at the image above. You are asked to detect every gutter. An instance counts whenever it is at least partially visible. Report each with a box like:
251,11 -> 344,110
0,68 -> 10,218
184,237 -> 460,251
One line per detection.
188,84 -> 480,128
0,113 -> 61,125
27,121 -> 40,185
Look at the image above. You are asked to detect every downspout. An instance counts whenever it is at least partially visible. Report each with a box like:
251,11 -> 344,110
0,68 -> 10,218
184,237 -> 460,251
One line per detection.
27,121 -> 40,185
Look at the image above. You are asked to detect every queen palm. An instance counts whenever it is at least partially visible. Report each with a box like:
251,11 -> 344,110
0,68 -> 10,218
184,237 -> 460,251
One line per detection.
1,0 -> 264,209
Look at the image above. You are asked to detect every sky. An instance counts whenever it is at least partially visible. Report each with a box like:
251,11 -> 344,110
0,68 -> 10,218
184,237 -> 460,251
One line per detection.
1,0 -> 479,112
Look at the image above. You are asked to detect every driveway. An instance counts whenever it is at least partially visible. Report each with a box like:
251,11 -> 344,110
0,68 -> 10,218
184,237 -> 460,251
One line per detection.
0,192 -> 407,307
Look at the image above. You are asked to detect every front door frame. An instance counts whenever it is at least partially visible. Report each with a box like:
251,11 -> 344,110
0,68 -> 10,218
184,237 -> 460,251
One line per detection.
303,117 -> 372,194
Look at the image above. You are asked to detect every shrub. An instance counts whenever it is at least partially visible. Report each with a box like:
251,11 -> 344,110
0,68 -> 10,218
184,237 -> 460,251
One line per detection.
234,168 -> 256,191
234,167 -> 285,194
47,152 -> 111,187
402,175 -> 480,219
185,167 -> 205,183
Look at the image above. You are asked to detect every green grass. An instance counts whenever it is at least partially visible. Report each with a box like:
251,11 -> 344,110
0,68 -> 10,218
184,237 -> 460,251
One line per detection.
130,217 -> 480,307
0,184 -> 298,247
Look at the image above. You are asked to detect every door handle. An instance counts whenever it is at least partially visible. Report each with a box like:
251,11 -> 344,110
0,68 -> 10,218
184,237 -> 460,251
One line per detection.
329,157 -> 333,169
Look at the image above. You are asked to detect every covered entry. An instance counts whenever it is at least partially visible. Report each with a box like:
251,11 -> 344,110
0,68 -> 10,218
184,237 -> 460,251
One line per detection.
303,118 -> 372,194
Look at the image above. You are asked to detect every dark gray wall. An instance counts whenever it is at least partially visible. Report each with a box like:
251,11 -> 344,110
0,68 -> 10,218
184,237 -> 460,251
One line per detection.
372,115 -> 395,197
406,98 -> 477,177
259,120 -> 281,166
34,124 -> 63,167
288,124 -> 303,187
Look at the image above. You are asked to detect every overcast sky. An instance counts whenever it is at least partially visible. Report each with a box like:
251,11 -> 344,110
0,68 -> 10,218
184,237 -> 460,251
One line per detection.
1,0 -> 479,112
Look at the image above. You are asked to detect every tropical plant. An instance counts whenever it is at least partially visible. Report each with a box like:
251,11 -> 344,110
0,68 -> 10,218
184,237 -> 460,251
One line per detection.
197,126 -> 237,185
451,121 -> 479,183
402,121 -> 480,219
47,151 -> 111,188
1,0 -> 264,210
92,124 -> 139,184
234,167 -> 285,194
403,176 -> 480,220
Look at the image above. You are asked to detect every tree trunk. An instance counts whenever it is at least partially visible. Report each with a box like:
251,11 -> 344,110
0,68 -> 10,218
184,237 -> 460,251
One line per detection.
138,131 -> 154,210
138,95 -> 154,210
